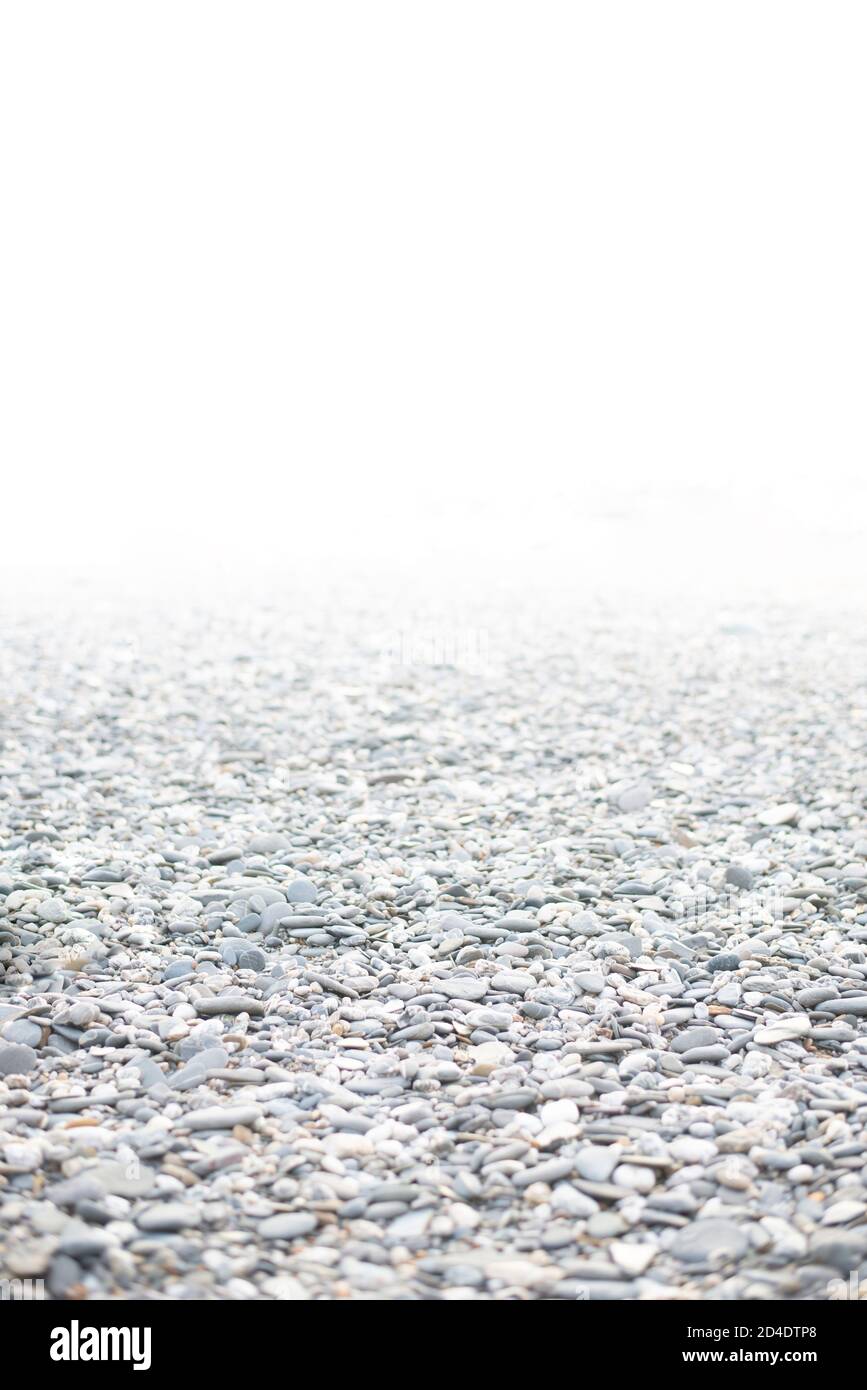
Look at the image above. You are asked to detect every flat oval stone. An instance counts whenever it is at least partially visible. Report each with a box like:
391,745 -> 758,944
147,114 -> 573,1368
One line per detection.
671,1219 -> 749,1264
816,996 -> 867,1016
670,1027 -> 719,1054
195,995 -> 264,1017
1,1020 -> 43,1047
185,1105 -> 262,1130
490,970 -> 535,995
435,976 -> 487,1001
136,1204 -> 201,1232
259,1213 -> 318,1239
0,1043 -> 38,1075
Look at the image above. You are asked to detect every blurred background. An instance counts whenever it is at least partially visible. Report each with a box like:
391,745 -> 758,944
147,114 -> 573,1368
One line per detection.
2,1 -> 865,609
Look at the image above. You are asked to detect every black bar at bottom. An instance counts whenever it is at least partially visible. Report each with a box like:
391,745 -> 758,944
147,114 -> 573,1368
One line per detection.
5,1295 -> 859,1378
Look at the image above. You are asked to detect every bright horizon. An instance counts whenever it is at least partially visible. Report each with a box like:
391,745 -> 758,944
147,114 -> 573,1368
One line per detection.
2,2 -> 865,605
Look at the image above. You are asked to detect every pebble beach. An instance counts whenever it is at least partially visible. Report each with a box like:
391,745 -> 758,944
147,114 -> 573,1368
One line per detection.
2,582 -> 867,1301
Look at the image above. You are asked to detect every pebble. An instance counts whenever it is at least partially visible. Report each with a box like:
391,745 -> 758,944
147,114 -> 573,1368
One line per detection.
670,1027 -> 718,1054
671,1220 -> 749,1264
195,995 -> 264,1017
575,1146 -> 619,1183
754,1017 -> 812,1044
610,1241 -> 656,1275
185,1105 -> 262,1130
259,1213 -> 318,1240
0,1043 -> 38,1075
574,972 -> 605,994
136,1203 -> 202,1232
436,976 -> 488,1001
817,996 -> 867,1016
724,866 -> 754,890
707,952 -> 741,973
1,1019 -> 43,1047
757,803 -> 801,827
613,1164 -> 655,1193
822,1201 -> 866,1226
617,782 -> 653,813
469,1041 -> 516,1074
490,970 -> 535,995
248,833 -> 290,854
286,878 -> 318,904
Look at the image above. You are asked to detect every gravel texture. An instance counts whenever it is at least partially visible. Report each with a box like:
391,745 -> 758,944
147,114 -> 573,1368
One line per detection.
2,593 -> 867,1301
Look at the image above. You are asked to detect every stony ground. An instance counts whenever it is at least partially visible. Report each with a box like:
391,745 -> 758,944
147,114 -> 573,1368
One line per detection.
2,591 -> 867,1301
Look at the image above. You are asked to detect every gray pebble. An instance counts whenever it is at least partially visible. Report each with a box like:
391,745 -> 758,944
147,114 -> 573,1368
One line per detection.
670,1219 -> 749,1264
0,1043 -> 38,1075
259,1213 -> 318,1239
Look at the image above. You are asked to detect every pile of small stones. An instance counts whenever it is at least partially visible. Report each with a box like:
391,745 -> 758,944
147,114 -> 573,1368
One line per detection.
2,592 -> 867,1300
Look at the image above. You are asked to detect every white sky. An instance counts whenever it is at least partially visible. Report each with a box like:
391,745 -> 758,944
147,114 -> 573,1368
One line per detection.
1,2 -> 865,601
